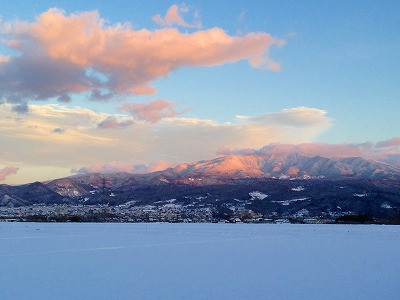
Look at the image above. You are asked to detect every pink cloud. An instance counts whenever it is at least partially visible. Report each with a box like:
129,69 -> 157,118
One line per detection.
0,8 -> 282,104
72,161 -> 177,174
259,143 -> 366,158
132,85 -> 156,96
249,56 -> 281,71
118,99 -> 185,123
0,54 -> 10,63
73,162 -> 134,174
216,147 -> 258,156
376,137 -> 400,148
153,4 -> 202,29
216,142 -> 400,166
146,161 -> 177,172
0,166 -> 19,181
97,116 -> 134,129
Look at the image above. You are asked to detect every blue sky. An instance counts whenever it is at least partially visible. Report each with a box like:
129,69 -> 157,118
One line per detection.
0,1 -> 399,183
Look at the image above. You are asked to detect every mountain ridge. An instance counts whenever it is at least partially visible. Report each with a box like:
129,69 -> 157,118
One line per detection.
159,153 -> 400,180
1,153 -> 400,210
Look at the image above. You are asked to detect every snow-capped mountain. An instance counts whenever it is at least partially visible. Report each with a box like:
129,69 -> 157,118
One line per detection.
160,153 -> 400,180
44,178 -> 91,198
1,153 -> 400,209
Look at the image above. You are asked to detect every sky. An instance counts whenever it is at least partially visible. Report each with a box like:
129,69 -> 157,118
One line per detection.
0,0 -> 399,184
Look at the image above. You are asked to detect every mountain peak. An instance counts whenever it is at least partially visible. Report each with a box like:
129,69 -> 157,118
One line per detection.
161,153 -> 400,180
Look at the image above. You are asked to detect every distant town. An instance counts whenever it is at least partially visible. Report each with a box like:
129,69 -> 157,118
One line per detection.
0,202 -> 390,224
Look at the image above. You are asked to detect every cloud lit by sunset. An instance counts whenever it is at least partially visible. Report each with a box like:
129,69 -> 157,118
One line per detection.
0,2 -> 399,184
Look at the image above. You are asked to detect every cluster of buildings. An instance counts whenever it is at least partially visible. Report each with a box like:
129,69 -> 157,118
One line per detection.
0,202 -> 342,224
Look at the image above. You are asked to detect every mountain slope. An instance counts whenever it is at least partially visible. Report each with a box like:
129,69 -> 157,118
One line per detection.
44,178 -> 91,198
3,182 -> 73,206
160,153 -> 400,180
1,153 -> 400,209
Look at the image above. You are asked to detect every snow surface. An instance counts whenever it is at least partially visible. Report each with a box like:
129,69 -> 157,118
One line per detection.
1,223 -> 399,300
249,191 -> 268,200
353,192 -> 369,197
271,197 -> 310,205
381,203 -> 392,209
291,186 -> 305,191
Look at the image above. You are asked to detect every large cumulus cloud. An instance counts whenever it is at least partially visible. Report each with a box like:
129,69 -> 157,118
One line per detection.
0,8 -> 283,105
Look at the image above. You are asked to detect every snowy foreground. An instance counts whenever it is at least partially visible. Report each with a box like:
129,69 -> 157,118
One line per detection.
1,223 -> 399,299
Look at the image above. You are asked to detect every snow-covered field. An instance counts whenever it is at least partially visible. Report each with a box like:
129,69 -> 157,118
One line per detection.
1,223 -> 399,300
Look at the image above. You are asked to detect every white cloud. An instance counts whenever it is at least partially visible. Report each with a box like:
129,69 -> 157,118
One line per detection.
0,104 -> 332,183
